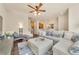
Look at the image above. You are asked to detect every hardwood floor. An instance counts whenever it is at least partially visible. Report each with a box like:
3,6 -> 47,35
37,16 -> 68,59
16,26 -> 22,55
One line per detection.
11,39 -> 24,55
11,35 -> 37,55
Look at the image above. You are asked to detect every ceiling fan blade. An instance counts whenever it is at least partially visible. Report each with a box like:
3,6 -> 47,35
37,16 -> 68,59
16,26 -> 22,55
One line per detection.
35,6 -> 39,10
39,10 -> 46,12
29,11 -> 34,13
38,3 -> 43,8
27,5 -> 36,10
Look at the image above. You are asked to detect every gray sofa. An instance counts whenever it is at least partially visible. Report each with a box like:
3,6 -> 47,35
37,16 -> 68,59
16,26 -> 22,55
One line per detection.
13,32 -> 33,41
38,30 -> 65,45
53,39 -> 73,55
38,30 -> 79,55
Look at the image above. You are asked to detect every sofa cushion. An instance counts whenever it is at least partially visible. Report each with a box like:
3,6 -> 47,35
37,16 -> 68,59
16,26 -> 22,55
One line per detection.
71,33 -> 79,42
52,31 -> 64,38
46,31 -> 53,36
64,31 -> 74,40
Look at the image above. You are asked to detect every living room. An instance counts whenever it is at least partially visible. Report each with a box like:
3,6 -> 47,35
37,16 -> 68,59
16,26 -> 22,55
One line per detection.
0,3 -> 79,55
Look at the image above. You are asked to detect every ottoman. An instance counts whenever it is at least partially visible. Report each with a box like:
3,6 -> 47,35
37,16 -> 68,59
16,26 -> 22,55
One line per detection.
27,37 -> 53,55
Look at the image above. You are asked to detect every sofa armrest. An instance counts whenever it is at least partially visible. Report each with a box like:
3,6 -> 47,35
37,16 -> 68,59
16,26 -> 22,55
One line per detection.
53,39 -> 73,55
0,39 -> 13,55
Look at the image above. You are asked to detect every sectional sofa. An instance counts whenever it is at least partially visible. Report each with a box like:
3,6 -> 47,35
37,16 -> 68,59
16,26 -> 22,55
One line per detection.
38,29 -> 79,55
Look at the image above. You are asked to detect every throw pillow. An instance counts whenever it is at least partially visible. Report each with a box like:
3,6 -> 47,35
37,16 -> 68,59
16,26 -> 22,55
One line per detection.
71,33 -> 79,42
68,41 -> 79,55
64,31 -> 74,40
0,34 -> 4,40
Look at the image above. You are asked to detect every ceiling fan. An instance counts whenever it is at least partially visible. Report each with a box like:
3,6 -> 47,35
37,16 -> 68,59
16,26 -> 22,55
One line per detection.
27,3 -> 46,15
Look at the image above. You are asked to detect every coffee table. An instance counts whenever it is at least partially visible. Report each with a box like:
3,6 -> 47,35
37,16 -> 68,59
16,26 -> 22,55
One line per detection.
27,37 -> 53,55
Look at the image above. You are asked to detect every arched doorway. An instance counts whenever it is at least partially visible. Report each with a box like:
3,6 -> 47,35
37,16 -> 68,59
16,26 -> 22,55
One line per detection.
0,16 -> 3,34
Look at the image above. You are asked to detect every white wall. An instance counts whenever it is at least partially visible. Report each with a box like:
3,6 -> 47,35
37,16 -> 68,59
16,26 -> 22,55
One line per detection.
34,17 -> 58,30
4,10 -> 29,34
58,10 -> 68,31
0,4 -> 8,34
45,17 -> 58,30
69,5 -> 79,32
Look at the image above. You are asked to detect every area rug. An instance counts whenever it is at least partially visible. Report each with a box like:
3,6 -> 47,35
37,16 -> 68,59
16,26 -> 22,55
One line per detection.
18,41 -> 53,55
18,41 -> 33,55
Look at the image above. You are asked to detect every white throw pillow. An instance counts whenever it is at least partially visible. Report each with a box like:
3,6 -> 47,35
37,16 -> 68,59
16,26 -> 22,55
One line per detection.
64,31 -> 74,40
38,29 -> 46,36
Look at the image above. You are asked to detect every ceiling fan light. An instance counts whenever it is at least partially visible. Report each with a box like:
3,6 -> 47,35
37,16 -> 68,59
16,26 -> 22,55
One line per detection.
34,11 -> 37,14
38,13 -> 41,15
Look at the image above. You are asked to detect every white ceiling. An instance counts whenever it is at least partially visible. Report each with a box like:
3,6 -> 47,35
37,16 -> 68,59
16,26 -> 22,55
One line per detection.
3,3 -> 79,20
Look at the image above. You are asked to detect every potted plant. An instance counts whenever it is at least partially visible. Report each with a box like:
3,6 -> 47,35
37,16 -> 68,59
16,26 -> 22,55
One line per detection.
5,32 -> 12,39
